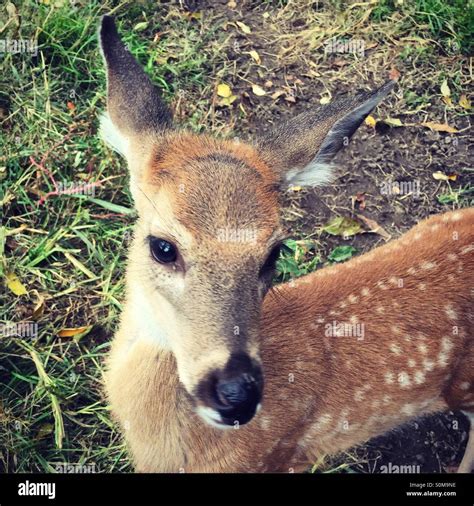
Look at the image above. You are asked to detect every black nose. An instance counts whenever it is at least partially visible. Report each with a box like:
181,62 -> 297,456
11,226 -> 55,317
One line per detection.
199,353 -> 263,426
214,373 -> 261,423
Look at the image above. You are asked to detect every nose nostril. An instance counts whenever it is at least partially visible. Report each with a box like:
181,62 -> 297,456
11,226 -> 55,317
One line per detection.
216,377 -> 256,408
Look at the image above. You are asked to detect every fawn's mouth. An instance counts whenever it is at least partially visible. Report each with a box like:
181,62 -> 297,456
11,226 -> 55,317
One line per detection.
196,403 -> 262,429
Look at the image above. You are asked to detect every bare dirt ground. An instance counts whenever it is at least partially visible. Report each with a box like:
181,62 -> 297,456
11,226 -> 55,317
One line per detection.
193,0 -> 472,473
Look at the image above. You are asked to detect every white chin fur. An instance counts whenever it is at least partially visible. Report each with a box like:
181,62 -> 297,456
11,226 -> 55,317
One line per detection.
196,406 -> 233,430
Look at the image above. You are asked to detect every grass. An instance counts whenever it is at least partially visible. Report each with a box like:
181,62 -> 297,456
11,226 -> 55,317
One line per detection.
1,0 -> 472,473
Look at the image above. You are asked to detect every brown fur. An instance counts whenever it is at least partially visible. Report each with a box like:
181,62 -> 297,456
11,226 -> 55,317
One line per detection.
106,208 -> 474,472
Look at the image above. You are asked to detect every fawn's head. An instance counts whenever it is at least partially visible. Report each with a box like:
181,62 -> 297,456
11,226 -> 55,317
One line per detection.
100,16 -> 393,428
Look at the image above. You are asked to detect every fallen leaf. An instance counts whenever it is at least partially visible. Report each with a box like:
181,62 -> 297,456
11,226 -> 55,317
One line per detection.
421,122 -> 459,134
319,95 -> 331,105
227,0 -> 237,7
389,67 -> 401,81
58,326 -> 91,338
67,101 -> 76,111
217,83 -> 232,98
356,214 -> 391,241
440,80 -> 451,98
248,50 -> 261,64
289,185 -> 303,192
32,293 -> 45,319
219,95 -> 238,107
328,246 -> 357,263
365,115 -> 377,128
236,21 -> 251,34
459,95 -> 471,109
285,95 -> 296,103
383,117 -> 403,127
264,80 -> 273,88
271,90 -> 285,100
443,96 -> 454,107
432,171 -> 457,181
252,84 -> 266,96
6,272 -> 27,296
322,216 -> 363,238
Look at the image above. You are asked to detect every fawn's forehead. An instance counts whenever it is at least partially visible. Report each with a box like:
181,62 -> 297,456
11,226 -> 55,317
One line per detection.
142,134 -> 281,242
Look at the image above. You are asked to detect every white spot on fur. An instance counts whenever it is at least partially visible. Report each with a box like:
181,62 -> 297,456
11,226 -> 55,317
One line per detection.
390,343 -> 402,355
445,305 -> 457,320
377,281 -> 388,290
392,326 -> 401,335
461,244 -> 474,255
460,382 -> 470,391
414,370 -> 426,384
408,359 -> 416,368
420,261 -> 436,270
422,358 -> 435,372
417,343 -> 428,355
377,306 -> 385,314
348,294 -> 358,304
398,371 -> 411,389
407,267 -> 416,275
414,232 -> 422,241
361,287 -> 370,297
447,253 -> 458,261
339,301 -> 347,309
450,212 -> 462,222
385,372 -> 395,384
383,395 -> 391,405
418,283 -> 426,291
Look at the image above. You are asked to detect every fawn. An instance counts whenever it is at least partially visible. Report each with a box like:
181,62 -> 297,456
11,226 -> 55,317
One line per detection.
99,16 -> 474,472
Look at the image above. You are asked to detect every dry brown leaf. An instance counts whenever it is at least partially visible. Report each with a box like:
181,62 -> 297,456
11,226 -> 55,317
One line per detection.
58,326 -> 91,338
356,214 -> 391,241
421,122 -> 459,134
432,171 -> 457,181
389,67 -> 401,81
271,90 -> 285,100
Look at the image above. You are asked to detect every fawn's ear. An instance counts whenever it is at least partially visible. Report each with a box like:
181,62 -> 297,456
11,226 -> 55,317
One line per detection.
99,16 -> 172,161
258,81 -> 394,187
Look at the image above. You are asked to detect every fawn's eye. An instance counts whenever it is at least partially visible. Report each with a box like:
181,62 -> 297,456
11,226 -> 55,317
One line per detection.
149,237 -> 178,264
259,244 -> 286,277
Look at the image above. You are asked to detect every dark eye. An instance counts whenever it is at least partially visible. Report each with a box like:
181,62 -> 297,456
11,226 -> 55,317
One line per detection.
259,244 -> 285,277
149,237 -> 178,264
